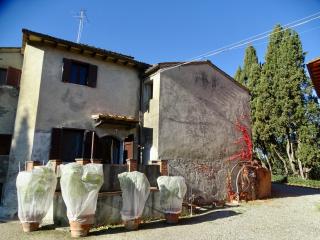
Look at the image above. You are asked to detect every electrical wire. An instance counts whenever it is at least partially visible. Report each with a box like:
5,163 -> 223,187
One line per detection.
160,11 -> 320,73
182,10 -> 320,63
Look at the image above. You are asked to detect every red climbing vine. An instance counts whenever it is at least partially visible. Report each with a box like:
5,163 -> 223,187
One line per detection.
227,115 -> 255,202
228,115 -> 253,162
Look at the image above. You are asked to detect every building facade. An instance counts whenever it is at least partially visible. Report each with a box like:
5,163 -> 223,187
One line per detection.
142,62 -> 250,202
0,29 -> 250,216
0,47 -> 23,208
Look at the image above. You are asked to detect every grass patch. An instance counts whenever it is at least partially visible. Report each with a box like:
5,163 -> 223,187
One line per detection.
272,175 -> 320,188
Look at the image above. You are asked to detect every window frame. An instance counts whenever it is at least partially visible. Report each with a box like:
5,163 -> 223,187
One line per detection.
62,58 -> 98,88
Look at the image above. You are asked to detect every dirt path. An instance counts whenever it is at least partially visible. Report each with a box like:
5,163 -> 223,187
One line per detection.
1,184 -> 320,240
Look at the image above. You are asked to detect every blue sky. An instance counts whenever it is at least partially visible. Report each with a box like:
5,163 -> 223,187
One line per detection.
1,0 -> 320,76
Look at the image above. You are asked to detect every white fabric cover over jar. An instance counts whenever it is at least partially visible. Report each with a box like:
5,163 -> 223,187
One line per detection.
118,171 -> 150,221
157,176 -> 187,214
16,166 -> 57,223
60,163 -> 104,223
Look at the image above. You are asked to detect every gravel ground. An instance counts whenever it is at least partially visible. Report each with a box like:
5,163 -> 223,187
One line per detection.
1,183 -> 320,240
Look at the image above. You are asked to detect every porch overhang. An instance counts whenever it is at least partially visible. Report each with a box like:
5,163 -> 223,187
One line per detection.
91,113 -> 139,128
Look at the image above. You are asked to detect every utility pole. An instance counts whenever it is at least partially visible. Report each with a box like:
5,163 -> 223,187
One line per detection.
74,9 -> 88,43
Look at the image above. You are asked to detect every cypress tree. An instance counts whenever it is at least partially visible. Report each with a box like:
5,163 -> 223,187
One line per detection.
237,24 -> 320,178
234,46 -> 259,88
234,66 -> 242,83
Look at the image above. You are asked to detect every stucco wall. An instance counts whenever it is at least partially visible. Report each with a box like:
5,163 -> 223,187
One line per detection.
151,63 -> 250,202
2,45 -> 44,213
0,87 -> 19,134
36,45 -> 140,130
0,48 -> 23,69
143,73 -> 161,161
0,48 -> 22,135
30,45 -> 141,162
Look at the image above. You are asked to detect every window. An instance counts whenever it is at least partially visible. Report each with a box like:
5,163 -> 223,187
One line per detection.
61,129 -> 84,162
146,83 -> 153,100
144,82 -> 153,112
0,68 -> 7,85
0,67 -> 21,87
70,61 -> 89,85
49,128 -> 128,164
0,134 -> 12,155
62,58 -> 98,87
49,128 -> 84,162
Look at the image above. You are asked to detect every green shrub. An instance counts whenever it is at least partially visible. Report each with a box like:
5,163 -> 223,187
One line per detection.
272,174 -> 320,188
309,165 -> 320,180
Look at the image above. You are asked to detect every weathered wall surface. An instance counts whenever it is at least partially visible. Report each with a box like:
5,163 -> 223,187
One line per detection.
0,48 -> 23,69
36,45 -> 140,130
0,87 -> 19,134
0,48 -> 22,135
158,63 -> 251,202
47,190 -> 187,227
31,45 -> 141,162
2,45 -> 44,214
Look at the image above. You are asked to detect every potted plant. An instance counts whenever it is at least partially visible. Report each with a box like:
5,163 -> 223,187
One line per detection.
157,176 -> 187,224
16,166 -> 57,232
118,171 -> 150,230
60,163 -> 103,238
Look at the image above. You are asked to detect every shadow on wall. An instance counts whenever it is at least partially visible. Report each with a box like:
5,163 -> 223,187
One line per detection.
2,113 -> 30,216
90,209 -> 241,236
271,183 -> 320,199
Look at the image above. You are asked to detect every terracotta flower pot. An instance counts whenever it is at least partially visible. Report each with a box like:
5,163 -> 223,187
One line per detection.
123,218 -> 141,230
21,222 -> 40,232
69,215 -> 94,238
165,213 -> 180,224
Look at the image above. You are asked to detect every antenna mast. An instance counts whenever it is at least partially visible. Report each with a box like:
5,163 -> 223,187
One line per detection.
74,9 -> 88,43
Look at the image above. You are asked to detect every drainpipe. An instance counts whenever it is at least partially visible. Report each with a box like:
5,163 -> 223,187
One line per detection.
138,72 -> 144,165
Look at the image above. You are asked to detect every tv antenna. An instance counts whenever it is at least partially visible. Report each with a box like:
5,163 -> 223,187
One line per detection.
73,9 -> 89,43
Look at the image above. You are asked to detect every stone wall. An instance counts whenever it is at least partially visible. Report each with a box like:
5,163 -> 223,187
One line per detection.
44,161 -> 178,227
50,190 -> 170,227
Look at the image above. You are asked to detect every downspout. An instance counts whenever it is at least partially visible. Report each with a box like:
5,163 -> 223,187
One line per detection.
138,72 -> 144,165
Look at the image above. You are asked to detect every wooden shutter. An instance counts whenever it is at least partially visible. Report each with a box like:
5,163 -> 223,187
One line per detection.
87,64 -> 98,88
49,128 -> 62,159
93,133 -> 102,159
124,141 -> 134,159
6,67 -> 21,87
62,58 -> 72,83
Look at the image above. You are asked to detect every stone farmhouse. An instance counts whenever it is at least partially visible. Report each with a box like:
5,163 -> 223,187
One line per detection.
0,29 -> 250,216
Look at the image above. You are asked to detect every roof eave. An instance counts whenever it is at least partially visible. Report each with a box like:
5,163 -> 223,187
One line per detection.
144,60 -> 250,93
21,29 -> 151,71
